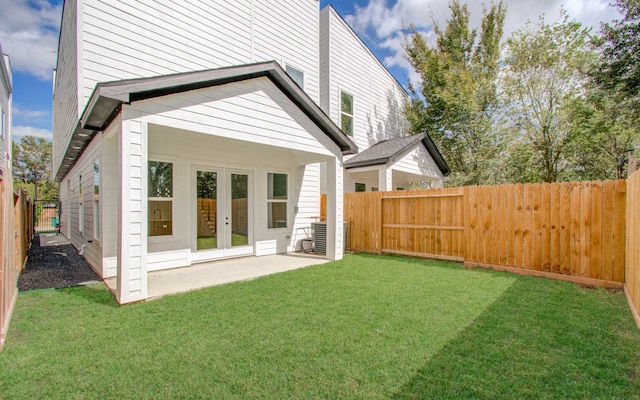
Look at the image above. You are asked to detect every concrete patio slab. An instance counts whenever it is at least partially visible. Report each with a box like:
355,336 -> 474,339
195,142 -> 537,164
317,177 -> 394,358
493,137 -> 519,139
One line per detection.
105,253 -> 330,300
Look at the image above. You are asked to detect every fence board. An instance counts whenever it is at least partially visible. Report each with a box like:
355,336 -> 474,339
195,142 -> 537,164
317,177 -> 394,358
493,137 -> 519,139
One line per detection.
580,181 -> 592,277
591,181 -> 603,280
541,183 -> 551,272
614,180 -> 626,283
514,184 -> 524,269
602,180 -> 615,281
560,182 -> 571,275
532,184 -> 542,271
506,185 -> 515,267
549,183 -> 561,273
569,182 -> 581,277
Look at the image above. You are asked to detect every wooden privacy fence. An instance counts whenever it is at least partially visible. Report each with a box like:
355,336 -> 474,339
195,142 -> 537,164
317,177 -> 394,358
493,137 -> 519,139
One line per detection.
464,181 -> 625,286
324,179 -> 627,287
1,185 -> 33,349
626,172 -> 640,326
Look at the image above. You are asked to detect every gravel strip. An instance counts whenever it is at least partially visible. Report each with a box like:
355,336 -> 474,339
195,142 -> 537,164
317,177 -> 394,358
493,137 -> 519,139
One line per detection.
18,235 -> 101,291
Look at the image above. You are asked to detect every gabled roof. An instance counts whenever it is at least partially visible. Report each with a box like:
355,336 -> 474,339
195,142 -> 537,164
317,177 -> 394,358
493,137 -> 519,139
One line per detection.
56,61 -> 358,181
344,133 -> 450,175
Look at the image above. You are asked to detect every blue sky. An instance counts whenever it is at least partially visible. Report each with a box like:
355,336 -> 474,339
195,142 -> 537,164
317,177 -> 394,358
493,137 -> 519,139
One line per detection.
0,0 -> 620,142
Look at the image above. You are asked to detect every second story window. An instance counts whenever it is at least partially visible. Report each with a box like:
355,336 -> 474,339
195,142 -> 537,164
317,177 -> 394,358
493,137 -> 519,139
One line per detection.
285,65 -> 304,89
340,91 -> 353,136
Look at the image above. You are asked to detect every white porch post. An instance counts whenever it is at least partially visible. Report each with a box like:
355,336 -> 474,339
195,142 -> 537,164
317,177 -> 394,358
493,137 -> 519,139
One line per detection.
116,107 -> 148,303
325,157 -> 343,261
379,165 -> 392,191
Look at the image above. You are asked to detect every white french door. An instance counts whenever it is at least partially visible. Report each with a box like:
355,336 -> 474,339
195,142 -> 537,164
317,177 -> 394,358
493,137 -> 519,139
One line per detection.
192,166 -> 253,261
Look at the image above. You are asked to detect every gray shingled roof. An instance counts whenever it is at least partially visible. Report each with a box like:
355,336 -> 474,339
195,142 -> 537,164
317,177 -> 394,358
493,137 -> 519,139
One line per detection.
344,133 -> 450,175
56,61 -> 358,181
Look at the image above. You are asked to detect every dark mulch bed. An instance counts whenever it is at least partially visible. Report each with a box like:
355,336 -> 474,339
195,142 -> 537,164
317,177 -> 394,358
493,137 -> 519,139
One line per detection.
18,235 -> 101,291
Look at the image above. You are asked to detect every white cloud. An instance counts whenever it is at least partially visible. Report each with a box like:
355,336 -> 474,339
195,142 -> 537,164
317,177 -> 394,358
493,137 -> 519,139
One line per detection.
0,0 -> 62,80
13,106 -> 50,118
345,0 -> 622,85
12,125 -> 53,142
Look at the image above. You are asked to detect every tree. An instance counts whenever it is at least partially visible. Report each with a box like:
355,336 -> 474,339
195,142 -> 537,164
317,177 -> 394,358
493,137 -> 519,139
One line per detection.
594,0 -> 640,99
13,136 -> 56,200
501,10 -> 596,182
563,87 -> 638,180
572,0 -> 640,179
404,0 -> 507,186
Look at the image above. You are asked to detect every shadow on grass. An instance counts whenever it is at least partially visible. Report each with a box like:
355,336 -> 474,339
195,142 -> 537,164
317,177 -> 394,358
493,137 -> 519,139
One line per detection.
391,276 -> 640,399
57,283 -> 120,308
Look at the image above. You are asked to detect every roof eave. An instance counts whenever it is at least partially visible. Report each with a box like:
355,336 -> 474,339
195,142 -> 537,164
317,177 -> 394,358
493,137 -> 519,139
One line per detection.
55,61 -> 357,181
344,157 -> 390,169
420,135 -> 451,176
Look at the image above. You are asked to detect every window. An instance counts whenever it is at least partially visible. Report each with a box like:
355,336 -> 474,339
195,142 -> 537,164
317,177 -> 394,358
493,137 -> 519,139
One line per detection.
340,91 -> 353,136
371,187 -> 378,192
396,187 -> 405,191
267,173 -> 287,229
0,108 -> 5,138
79,175 -> 83,233
93,160 -> 100,240
355,183 -> 366,192
285,65 -> 304,89
148,161 -> 173,236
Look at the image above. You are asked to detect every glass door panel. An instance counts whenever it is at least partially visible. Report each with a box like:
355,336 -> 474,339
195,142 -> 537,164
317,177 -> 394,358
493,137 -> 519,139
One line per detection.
196,170 -> 218,250
230,173 -> 249,247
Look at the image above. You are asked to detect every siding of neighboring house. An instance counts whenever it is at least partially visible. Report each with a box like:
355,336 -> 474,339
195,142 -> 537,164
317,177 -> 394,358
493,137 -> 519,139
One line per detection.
319,6 -> 410,152
52,0 -> 80,176
0,53 -> 10,173
0,45 -> 15,349
391,146 -> 445,187
392,146 -> 443,178
61,133 -> 103,272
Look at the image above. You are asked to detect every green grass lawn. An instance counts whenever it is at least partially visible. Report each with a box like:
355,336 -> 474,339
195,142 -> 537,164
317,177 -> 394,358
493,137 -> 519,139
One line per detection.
1,254 -> 639,399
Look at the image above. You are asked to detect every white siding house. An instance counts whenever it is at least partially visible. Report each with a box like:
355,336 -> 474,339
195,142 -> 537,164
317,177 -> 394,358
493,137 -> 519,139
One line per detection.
0,43 -> 15,347
319,5 -> 448,192
53,1 -> 447,303
0,44 -> 10,182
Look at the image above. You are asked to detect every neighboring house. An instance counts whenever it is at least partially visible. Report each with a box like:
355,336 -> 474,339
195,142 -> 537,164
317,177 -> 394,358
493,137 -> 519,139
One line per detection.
0,43 -> 15,347
0,44 -> 10,185
319,6 -> 449,192
53,0 -> 448,304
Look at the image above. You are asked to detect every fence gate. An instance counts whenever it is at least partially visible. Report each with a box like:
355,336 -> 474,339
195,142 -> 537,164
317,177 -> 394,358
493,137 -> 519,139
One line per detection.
34,199 -> 60,234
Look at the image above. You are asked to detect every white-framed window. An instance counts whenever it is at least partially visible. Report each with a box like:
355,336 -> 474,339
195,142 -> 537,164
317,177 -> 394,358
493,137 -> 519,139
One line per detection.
340,91 -> 354,136
371,187 -> 379,192
285,65 -> 304,89
93,159 -> 100,240
0,107 -> 5,138
267,173 -> 287,229
148,160 -> 173,237
355,182 -> 366,192
79,175 -> 84,233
